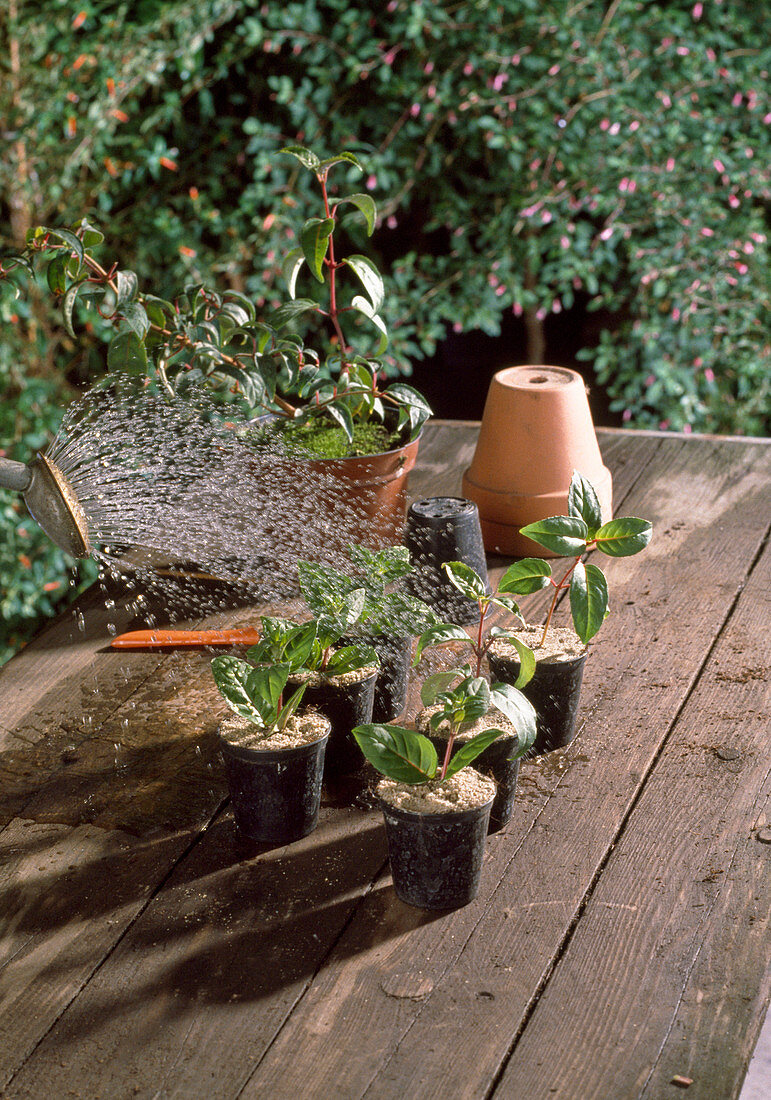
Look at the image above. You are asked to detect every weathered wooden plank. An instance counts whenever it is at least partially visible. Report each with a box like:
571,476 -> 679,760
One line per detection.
2,807 -> 388,1100
232,438 -> 770,1100
494,538 -> 771,1100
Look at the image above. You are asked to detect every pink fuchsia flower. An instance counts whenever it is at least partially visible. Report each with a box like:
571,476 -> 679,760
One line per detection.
672,307 -> 681,321
551,299 -> 562,313
600,119 -> 610,131
706,47 -> 716,61
729,194 -> 740,208
496,285 -> 506,297
732,92 -> 742,107
410,103 -> 421,117
660,93 -> 672,108
677,46 -> 690,56
693,357 -> 703,368
599,226 -> 614,241
764,112 -> 771,124
561,236 -> 571,249
622,409 -> 632,422
463,61 -> 474,76
492,73 -> 508,91
713,158 -> 726,173
423,60 -> 434,74
704,368 -> 715,382
548,64 -> 560,76
659,420 -> 670,430
751,232 -> 766,243
609,122 -> 620,135
453,322 -> 463,333
366,174 -> 377,191
629,120 -> 640,131
744,242 -> 755,254
692,2 -> 703,17
683,424 -> 693,434
512,301 -> 523,316
666,157 -> 675,171
700,226 -> 714,237
645,375 -> 656,386
541,210 -> 552,224
536,307 -> 548,322
387,215 -> 398,229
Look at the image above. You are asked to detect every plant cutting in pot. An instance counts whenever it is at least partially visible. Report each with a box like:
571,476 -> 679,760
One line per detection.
298,544 -> 438,722
485,470 -> 653,754
4,146 -> 432,560
246,586 -> 379,780
353,668 -> 536,908
211,656 -> 329,844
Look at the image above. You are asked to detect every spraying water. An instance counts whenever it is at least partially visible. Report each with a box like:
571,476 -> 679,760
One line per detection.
43,377 -> 400,623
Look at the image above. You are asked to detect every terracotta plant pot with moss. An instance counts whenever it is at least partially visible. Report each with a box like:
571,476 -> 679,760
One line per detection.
462,365 -> 612,556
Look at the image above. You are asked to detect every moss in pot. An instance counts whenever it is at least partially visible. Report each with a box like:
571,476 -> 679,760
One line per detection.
299,545 -> 437,723
246,587 -> 379,780
488,471 -> 653,753
211,657 -> 329,844
353,671 -> 535,909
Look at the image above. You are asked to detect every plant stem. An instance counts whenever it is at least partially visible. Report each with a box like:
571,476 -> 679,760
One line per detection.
438,729 -> 456,781
540,558 -> 579,647
475,601 -> 487,677
318,172 -> 349,367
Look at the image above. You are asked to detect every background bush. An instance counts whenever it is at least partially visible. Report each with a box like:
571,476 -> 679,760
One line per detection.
2,0 -> 770,657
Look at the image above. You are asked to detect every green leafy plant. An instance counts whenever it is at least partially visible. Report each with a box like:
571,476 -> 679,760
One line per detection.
353,664 -> 536,785
1,147 -> 431,454
298,544 -> 437,638
246,589 -> 379,679
414,561 -> 536,687
501,471 -> 653,647
211,656 -> 306,734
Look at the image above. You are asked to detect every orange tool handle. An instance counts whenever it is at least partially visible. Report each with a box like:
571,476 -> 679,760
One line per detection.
110,628 -> 261,648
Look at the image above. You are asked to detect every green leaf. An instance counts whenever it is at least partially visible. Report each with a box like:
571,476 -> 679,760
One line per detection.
282,248 -> 305,298
489,682 -> 537,751
489,635 -> 536,688
61,280 -> 86,337
414,623 -> 470,665
120,302 -> 150,339
282,621 -> 318,671
352,724 -> 437,783
569,560 -> 608,643
594,517 -> 653,557
350,297 -> 388,354
46,254 -> 68,295
568,471 -> 603,534
443,726 -> 505,779
279,145 -> 320,170
115,270 -> 139,308
300,217 -> 334,282
211,656 -> 289,727
343,255 -> 385,313
298,560 -> 353,614
276,682 -> 307,730
442,561 -> 488,600
45,228 -> 84,269
490,593 -> 523,618
499,558 -> 552,594
338,193 -> 376,235
326,643 -> 378,675
519,516 -> 588,556
107,330 -> 148,375
317,151 -> 364,174
419,666 -> 470,706
326,401 -> 355,442
270,298 -> 318,328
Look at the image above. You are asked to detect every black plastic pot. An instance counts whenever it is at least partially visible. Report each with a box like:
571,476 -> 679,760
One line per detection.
403,496 -> 490,624
422,725 -> 520,834
379,789 -> 494,910
344,633 -> 412,722
292,671 -> 377,779
218,724 -> 329,844
488,648 -> 588,755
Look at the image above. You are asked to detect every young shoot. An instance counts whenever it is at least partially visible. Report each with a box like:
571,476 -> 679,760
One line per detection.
211,657 -> 306,734
502,470 -> 653,647
353,665 -> 536,785
414,561 -> 536,687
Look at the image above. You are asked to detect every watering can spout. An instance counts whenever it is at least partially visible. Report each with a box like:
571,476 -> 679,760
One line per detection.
0,454 -> 91,558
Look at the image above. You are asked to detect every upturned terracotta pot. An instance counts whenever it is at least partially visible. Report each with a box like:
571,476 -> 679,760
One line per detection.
462,366 -> 612,557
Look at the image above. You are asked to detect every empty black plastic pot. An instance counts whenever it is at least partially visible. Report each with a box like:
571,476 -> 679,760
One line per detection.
488,649 -> 588,755
403,496 -> 489,624
292,671 -> 377,779
379,792 -> 494,909
218,724 -> 329,844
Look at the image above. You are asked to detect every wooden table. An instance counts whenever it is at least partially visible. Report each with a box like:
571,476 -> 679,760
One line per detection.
1,423 -> 769,1100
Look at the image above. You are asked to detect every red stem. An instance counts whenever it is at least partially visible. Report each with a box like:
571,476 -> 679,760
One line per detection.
319,173 -> 349,368
438,730 -> 455,781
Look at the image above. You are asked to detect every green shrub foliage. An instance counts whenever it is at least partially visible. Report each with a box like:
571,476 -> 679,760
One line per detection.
1,0 -> 769,657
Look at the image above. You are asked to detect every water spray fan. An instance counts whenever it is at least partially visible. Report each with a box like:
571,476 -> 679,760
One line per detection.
0,453 -> 91,559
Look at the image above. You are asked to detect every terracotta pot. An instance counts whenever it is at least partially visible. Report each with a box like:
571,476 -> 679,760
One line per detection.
248,434 -> 421,568
462,366 -> 612,556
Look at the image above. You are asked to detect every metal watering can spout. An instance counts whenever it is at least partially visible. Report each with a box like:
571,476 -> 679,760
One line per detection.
0,454 -> 91,558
